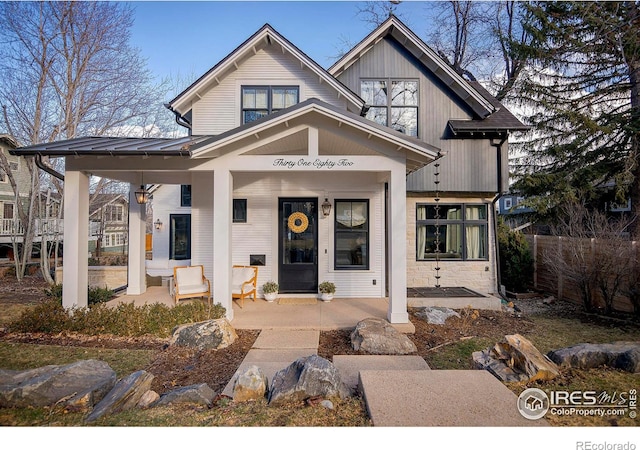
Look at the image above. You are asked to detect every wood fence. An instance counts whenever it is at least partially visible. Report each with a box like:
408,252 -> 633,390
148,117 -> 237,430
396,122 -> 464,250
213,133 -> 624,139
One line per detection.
524,235 -> 638,313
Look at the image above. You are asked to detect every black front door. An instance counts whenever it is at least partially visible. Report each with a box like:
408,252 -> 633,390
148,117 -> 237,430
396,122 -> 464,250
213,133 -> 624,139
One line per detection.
279,198 -> 318,293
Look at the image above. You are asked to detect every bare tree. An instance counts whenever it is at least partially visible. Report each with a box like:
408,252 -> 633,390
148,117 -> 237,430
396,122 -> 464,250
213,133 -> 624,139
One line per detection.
0,1 -> 179,283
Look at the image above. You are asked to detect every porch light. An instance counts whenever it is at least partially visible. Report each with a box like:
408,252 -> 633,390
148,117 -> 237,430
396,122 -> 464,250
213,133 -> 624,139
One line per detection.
135,185 -> 149,204
321,198 -> 332,217
154,219 -> 163,230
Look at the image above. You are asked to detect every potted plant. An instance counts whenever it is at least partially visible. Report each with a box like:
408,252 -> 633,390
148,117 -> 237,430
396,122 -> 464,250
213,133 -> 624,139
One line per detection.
318,281 -> 336,302
262,281 -> 279,302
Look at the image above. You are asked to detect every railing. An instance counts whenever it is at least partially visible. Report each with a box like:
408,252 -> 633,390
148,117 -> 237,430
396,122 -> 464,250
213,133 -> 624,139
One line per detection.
0,218 -> 64,237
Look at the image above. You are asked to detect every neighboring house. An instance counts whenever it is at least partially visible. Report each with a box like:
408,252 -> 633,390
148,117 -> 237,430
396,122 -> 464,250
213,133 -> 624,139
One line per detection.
89,194 -> 129,256
497,192 -> 534,231
12,17 -> 527,324
0,135 -> 30,257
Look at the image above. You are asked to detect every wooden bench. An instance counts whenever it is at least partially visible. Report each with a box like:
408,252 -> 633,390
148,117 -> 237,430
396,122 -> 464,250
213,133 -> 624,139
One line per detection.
173,265 -> 211,305
232,265 -> 258,308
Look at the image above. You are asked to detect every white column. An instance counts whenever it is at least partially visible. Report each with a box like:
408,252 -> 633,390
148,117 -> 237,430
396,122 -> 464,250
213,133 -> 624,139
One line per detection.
213,169 -> 234,320
387,165 -> 409,323
191,173 -> 214,283
127,183 -> 147,295
63,171 -> 89,309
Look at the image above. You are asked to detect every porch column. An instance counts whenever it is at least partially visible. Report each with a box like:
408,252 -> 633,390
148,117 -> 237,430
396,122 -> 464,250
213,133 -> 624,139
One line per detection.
213,169 -> 234,320
62,170 -> 89,309
127,183 -> 147,295
387,165 -> 409,323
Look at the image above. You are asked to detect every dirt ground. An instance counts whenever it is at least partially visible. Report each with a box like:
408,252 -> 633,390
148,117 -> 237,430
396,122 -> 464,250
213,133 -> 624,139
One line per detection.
0,273 -> 555,396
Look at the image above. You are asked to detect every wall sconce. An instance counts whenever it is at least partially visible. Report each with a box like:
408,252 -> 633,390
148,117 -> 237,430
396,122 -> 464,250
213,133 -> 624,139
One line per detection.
321,198 -> 332,217
154,219 -> 163,230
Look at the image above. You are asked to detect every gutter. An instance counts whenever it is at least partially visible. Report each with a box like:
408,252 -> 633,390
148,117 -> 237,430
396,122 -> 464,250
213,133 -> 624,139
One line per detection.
35,154 -> 65,181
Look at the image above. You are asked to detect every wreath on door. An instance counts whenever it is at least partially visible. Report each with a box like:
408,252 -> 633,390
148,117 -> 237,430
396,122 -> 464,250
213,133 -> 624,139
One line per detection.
287,212 -> 309,233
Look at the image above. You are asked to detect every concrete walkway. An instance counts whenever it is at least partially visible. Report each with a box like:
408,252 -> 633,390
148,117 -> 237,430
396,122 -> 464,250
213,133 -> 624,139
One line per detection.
222,329 -> 548,427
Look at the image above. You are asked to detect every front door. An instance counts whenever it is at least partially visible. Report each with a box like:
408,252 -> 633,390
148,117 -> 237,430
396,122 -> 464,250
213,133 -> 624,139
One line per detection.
279,198 -> 318,293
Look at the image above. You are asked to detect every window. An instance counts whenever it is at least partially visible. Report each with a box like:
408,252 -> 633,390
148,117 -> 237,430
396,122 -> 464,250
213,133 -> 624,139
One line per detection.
180,185 -> 191,207
3,203 -> 14,219
361,79 -> 418,136
335,200 -> 369,270
170,214 -> 191,260
0,169 -> 5,183
504,198 -> 513,210
416,204 -> 488,260
233,199 -> 247,223
104,205 -> 123,222
241,86 -> 299,124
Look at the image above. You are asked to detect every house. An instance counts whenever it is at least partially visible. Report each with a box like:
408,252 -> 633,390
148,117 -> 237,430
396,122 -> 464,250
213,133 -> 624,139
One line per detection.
88,193 -> 130,257
11,17 -> 527,324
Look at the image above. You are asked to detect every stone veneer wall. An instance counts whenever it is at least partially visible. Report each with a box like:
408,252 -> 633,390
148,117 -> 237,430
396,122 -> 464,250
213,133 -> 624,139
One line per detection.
406,197 -> 497,294
55,266 -> 127,290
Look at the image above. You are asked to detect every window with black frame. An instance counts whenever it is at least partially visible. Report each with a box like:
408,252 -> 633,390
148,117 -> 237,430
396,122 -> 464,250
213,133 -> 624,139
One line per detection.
416,204 -> 488,260
241,86 -> 299,124
361,79 -> 418,137
180,185 -> 191,207
335,200 -> 369,270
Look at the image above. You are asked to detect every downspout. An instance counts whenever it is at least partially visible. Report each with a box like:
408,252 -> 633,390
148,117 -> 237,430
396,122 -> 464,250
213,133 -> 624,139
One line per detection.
35,154 -> 64,181
490,133 -> 508,300
164,103 -> 192,132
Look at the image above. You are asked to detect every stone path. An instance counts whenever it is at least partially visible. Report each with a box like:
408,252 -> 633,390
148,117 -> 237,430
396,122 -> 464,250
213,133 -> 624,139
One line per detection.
223,329 -> 549,426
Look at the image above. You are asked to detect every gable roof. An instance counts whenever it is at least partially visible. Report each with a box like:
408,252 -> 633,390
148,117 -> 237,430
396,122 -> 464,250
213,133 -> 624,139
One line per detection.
167,23 -> 365,117
328,15 -> 496,119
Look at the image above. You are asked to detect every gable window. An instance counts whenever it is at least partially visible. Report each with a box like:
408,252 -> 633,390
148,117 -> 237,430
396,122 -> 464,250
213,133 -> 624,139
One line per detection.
181,185 -> 191,207
233,199 -> 247,223
335,200 -> 369,270
416,204 -> 488,260
242,86 -> 299,124
361,79 -> 418,137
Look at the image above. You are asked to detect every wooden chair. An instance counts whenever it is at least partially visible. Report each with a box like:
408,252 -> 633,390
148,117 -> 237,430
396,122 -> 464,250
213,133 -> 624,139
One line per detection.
232,265 -> 258,308
173,265 -> 211,305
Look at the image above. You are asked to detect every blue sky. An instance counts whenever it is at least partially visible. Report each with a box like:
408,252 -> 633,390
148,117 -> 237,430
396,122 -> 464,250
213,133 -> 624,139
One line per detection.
128,1 -> 436,84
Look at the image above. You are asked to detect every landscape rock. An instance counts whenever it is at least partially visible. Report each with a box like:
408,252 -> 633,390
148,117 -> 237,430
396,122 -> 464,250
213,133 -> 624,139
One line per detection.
169,318 -> 238,351
473,334 -> 560,382
0,359 -> 116,409
85,370 -> 155,423
155,383 -> 216,407
547,342 -> 640,373
136,390 -> 160,409
415,306 -> 460,325
233,365 -> 268,402
350,318 -> 417,355
268,355 -> 352,406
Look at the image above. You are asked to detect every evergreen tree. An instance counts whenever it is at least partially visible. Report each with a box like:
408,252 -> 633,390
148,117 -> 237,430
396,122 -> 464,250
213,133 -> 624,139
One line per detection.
512,1 -> 640,236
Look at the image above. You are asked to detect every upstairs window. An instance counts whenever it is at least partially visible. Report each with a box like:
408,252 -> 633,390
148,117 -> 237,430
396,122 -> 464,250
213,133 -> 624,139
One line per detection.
242,86 -> 299,124
361,79 -> 418,137
104,205 -> 123,223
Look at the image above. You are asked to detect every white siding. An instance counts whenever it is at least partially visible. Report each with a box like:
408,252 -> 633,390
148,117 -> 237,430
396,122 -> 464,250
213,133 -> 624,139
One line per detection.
192,46 -> 348,135
150,184 -> 192,267
230,172 -> 386,298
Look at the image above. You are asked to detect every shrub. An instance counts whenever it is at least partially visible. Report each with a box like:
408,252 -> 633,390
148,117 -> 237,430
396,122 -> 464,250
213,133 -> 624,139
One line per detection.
45,284 -> 115,305
497,218 -> 534,293
10,298 -> 226,337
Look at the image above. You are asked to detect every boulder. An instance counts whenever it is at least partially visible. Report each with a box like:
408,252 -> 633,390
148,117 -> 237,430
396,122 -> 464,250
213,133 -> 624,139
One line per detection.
155,383 -> 216,407
169,318 -> 238,351
85,370 -> 155,423
350,318 -> 417,355
547,342 -> 640,373
268,355 -> 352,406
0,359 -> 116,409
233,365 -> 268,402
473,334 -> 560,382
137,390 -> 160,409
415,306 -> 460,325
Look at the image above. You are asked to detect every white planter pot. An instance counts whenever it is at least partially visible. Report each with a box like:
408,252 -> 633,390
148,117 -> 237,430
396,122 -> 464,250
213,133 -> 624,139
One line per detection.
264,292 -> 277,302
320,293 -> 334,302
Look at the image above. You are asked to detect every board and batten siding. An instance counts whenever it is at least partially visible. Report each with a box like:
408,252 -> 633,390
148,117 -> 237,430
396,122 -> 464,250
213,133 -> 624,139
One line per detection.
192,46 -> 349,135
336,36 -> 507,194
230,172 -> 386,298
